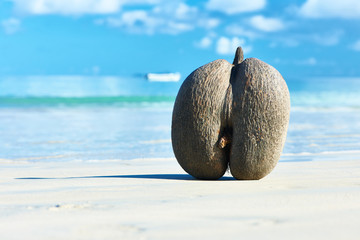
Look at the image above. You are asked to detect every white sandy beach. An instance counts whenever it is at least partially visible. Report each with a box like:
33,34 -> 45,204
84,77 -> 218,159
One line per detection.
1,157 -> 359,240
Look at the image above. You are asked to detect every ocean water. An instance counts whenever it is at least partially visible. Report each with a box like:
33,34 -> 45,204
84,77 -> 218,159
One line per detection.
1,75 -> 360,163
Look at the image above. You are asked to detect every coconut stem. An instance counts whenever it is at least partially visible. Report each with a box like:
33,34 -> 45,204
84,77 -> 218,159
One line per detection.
232,47 -> 244,65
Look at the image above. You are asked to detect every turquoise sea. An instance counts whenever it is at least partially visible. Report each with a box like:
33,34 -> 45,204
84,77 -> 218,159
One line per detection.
1,75 -> 360,163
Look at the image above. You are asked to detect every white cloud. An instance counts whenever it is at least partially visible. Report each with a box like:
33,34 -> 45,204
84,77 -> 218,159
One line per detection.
350,40 -> 360,51
11,0 -> 219,35
1,18 -> 21,34
206,0 -> 266,15
166,21 -> 194,34
11,0 -> 161,15
121,10 -> 151,26
216,37 -> 251,55
198,18 -> 220,30
225,25 -> 260,39
174,2 -> 197,20
152,2 -> 197,20
299,0 -> 360,19
196,37 -> 213,49
99,2 -> 217,35
12,0 -> 121,15
105,10 -> 160,34
104,8 -> 194,35
216,37 -> 240,55
249,15 -> 285,32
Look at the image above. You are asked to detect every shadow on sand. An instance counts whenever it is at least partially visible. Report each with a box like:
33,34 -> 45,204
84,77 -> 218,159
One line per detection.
16,174 -> 235,181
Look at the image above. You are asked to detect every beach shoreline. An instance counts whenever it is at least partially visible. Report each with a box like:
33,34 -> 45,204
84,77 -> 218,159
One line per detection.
1,157 -> 359,240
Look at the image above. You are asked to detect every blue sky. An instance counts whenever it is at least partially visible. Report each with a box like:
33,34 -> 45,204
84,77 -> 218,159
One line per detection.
1,0 -> 360,79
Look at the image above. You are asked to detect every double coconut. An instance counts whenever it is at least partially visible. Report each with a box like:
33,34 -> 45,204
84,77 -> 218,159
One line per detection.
172,47 -> 290,180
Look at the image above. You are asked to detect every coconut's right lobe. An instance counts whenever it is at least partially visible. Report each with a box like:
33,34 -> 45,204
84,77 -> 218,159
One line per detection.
229,57 -> 290,180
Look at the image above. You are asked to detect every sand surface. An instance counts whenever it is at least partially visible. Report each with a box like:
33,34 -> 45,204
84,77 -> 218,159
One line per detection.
1,158 -> 359,240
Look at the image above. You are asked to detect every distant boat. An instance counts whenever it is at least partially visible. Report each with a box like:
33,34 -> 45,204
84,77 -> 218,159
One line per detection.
146,72 -> 181,82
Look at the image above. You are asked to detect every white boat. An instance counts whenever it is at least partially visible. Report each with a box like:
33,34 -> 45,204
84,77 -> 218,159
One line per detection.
146,72 -> 181,82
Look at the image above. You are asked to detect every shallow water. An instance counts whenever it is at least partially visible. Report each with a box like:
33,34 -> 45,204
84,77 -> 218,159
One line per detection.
1,76 -> 360,163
